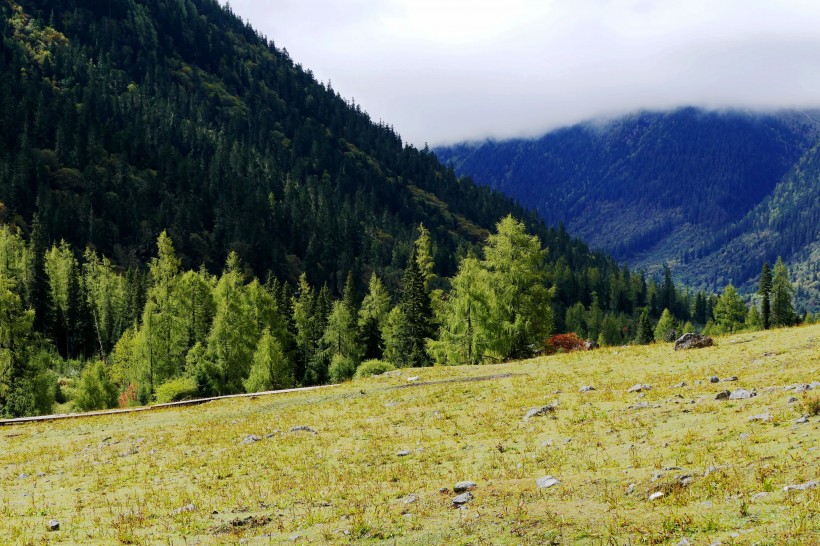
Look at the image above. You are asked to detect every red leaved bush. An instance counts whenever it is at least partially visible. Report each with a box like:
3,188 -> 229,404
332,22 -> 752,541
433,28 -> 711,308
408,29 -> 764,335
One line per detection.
543,333 -> 587,355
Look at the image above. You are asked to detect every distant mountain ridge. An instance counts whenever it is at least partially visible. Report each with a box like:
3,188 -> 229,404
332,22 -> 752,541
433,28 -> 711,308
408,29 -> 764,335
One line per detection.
435,108 -> 820,310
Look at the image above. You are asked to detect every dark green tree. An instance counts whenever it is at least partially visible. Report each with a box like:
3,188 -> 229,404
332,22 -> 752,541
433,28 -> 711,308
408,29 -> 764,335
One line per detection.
758,262 -> 772,329
771,257 -> 797,328
634,307 -> 654,344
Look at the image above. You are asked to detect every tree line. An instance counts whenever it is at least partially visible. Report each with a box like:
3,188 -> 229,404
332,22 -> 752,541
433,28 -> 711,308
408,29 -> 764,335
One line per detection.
0,215 -> 806,418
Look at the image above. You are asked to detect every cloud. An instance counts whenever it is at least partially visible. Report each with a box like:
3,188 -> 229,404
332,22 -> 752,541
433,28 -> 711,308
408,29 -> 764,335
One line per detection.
225,0 -> 820,146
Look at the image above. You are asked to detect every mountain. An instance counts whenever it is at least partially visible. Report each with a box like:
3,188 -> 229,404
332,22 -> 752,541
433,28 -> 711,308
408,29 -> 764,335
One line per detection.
435,108 -> 820,310
0,0 -> 603,295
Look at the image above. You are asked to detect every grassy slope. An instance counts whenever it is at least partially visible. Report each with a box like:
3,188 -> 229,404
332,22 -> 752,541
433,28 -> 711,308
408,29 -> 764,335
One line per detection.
2,326 -> 819,545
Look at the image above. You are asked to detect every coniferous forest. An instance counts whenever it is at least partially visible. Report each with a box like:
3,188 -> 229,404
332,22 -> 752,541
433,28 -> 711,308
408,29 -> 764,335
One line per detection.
0,1 -> 808,417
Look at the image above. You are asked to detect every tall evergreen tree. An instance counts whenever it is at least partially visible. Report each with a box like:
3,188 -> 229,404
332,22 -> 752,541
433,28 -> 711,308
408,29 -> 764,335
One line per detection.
25,214 -> 51,334
634,308 -> 653,344
758,262 -> 772,330
392,246 -> 433,367
771,257 -> 797,328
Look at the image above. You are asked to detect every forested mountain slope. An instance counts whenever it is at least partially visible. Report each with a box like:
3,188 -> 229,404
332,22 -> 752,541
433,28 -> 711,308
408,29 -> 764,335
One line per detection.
0,0 -> 598,293
436,108 -> 820,308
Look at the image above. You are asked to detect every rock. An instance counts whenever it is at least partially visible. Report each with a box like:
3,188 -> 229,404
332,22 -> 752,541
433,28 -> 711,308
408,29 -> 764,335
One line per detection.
796,416 -> 809,424
627,384 -> 651,393
583,340 -> 598,350
240,434 -> 261,445
678,474 -> 693,487
715,390 -> 731,400
290,425 -> 317,433
536,476 -> 560,488
704,465 -> 720,477
723,376 -> 738,382
674,333 -> 714,351
406,376 -> 420,382
173,503 -> 195,514
748,413 -> 771,422
751,492 -> 767,501
739,432 -> 749,440
788,397 -> 799,404
794,384 -> 810,393
648,491 -> 664,501
729,389 -> 754,400
439,487 -> 449,493
709,376 -> 720,383
626,483 -> 636,495
454,481 -> 477,493
676,539 -> 691,546
672,382 -> 687,388
579,385 -> 596,392
397,450 -> 411,457
403,494 -> 418,504
783,480 -> 818,492
264,431 -> 279,439
452,492 -> 473,506
524,405 -> 557,420
47,520 -> 60,531
811,381 -> 820,389
17,473 -> 29,480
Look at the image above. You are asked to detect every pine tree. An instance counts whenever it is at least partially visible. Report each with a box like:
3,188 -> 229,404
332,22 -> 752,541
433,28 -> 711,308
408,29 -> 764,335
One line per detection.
25,214 -> 51,334
392,246 -> 433,367
634,308 -> 653,344
0,274 -> 35,416
758,262 -> 772,329
771,257 -> 797,327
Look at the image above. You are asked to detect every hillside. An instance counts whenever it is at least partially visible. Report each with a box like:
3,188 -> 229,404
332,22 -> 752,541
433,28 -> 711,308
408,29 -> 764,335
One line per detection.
0,0 -> 600,293
435,108 -> 820,309
2,324 -> 819,544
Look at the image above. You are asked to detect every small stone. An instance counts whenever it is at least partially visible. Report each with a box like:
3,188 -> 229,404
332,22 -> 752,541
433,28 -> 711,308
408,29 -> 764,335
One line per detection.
749,413 -> 771,422
439,487 -> 449,493
397,450 -> 411,457
626,483 -> 636,494
406,376 -> 419,382
403,494 -> 418,504
783,480 -> 818,492
715,390 -> 730,400
627,383 -> 651,393
751,492 -> 767,501
795,416 -> 809,424
740,432 -> 749,440
454,481 -> 477,493
709,376 -> 720,383
290,425 -> 317,433
240,434 -> 261,445
729,389 -> 754,400
264,431 -> 279,439
672,382 -> 687,388
676,539 -> 691,546
648,491 -> 664,501
17,473 -> 29,480
788,397 -> 799,404
704,465 -> 720,477
678,474 -> 693,487
810,381 -> 820,389
47,520 -> 60,531
536,476 -> 560,488
173,503 -> 195,514
579,385 -> 596,392
723,376 -> 738,382
524,405 -> 556,420
452,492 -> 473,506
289,533 -> 302,541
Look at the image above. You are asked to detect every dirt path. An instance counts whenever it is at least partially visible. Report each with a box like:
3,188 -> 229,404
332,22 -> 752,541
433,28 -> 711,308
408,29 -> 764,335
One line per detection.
0,384 -> 337,427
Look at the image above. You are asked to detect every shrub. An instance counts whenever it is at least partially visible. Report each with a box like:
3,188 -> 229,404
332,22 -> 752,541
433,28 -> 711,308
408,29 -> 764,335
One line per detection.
74,361 -> 118,412
803,393 -> 820,417
543,333 -> 586,355
329,354 -> 357,383
354,359 -> 395,379
154,376 -> 199,403
118,384 -> 139,408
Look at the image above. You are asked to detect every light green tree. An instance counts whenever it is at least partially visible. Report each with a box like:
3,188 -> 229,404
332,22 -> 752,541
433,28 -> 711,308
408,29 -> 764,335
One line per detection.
713,284 -> 746,333
244,328 -> 293,393
653,308 -> 678,343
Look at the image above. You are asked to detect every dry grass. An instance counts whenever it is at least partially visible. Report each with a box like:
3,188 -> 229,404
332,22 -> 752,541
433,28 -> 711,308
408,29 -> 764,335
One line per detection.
2,325 -> 819,544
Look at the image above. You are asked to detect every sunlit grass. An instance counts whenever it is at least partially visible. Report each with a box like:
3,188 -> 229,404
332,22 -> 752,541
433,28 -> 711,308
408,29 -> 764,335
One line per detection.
2,325 -> 819,544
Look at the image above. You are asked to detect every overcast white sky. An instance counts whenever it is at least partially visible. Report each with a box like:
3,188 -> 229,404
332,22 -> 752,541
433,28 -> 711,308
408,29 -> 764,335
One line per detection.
225,0 -> 820,147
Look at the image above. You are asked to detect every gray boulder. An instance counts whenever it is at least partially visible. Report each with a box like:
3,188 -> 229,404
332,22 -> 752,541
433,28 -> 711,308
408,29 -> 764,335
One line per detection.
524,405 -> 557,420
452,492 -> 473,506
454,481 -> 477,493
674,333 -> 714,351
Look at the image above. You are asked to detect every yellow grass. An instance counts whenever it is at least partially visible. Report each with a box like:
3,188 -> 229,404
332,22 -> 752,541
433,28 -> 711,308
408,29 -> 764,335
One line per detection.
2,325 -> 819,544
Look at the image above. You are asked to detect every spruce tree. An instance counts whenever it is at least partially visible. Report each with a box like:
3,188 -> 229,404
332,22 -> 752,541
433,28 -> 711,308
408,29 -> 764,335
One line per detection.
771,257 -> 797,327
634,308 -> 654,344
394,246 -> 433,367
25,214 -> 51,334
758,262 -> 772,329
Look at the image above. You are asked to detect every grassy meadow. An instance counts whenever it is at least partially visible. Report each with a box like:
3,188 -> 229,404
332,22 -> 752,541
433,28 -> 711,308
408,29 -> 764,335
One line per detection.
2,325 -> 819,545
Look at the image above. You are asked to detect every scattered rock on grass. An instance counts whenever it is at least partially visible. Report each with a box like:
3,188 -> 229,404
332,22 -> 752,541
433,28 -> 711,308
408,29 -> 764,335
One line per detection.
627,384 -> 651,393
290,425 -> 317,433
709,376 -> 720,383
397,450 -> 411,457
748,413 -> 771,422
454,481 -> 477,493
626,483 -> 636,495
47,520 -> 60,532
729,389 -> 754,400
524,405 -> 557,420
452,492 -> 473,506
723,376 -> 738,382
751,492 -> 767,501
579,385 -> 596,392
648,491 -> 664,501
240,435 -> 261,445
173,503 -> 195,514
676,539 -> 691,546
536,476 -> 560,489
674,333 -> 714,351
715,390 -> 730,400
403,494 -> 418,504
783,480 -> 818,492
